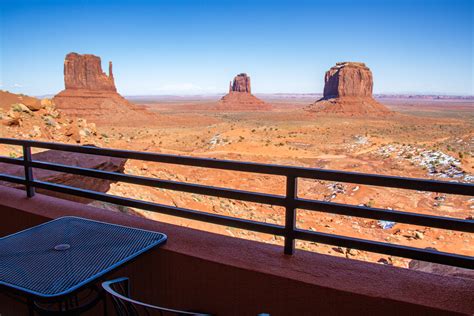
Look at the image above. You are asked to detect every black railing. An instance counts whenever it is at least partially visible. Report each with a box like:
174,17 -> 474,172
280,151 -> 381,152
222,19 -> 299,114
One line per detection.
0,138 -> 472,269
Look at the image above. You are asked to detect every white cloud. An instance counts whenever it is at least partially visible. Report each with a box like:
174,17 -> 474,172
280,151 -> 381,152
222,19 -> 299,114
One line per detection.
13,83 -> 23,88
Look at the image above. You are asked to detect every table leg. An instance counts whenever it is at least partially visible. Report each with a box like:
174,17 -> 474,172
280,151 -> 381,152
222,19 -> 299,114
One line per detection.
27,297 -> 35,316
102,290 -> 108,315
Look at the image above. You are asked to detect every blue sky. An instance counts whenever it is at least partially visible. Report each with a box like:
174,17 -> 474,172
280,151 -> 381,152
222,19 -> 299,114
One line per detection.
0,0 -> 472,96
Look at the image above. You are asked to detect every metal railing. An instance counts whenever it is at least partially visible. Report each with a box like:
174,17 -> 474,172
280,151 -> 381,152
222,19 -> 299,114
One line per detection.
0,138 -> 472,269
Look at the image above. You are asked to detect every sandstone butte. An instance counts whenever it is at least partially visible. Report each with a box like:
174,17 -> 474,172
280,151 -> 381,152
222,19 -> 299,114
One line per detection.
306,62 -> 392,116
53,52 -> 154,125
217,73 -> 271,110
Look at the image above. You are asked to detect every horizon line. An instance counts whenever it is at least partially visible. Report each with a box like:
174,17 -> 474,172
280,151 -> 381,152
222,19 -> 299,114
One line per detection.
27,92 -> 474,98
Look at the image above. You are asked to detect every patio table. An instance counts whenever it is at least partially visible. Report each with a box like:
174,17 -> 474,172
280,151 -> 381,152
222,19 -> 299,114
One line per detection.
0,216 -> 167,314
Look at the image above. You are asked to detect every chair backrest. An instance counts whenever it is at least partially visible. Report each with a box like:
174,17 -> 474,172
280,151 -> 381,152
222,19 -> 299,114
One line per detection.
102,277 -> 211,316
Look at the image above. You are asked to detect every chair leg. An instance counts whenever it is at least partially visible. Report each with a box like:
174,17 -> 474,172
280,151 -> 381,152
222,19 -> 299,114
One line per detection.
124,278 -> 131,297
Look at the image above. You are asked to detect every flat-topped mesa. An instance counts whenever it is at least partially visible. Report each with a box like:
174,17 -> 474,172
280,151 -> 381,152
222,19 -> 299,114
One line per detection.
218,73 -> 271,111
64,53 -> 116,92
307,62 -> 391,116
230,73 -> 251,93
323,62 -> 372,99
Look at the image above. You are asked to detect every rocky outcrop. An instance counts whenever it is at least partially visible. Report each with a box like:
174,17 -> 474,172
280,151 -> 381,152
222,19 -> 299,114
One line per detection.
53,52 -> 155,125
306,62 -> 391,116
0,90 -> 44,111
0,149 -> 126,203
218,73 -> 271,111
409,258 -> 474,280
0,91 -> 103,144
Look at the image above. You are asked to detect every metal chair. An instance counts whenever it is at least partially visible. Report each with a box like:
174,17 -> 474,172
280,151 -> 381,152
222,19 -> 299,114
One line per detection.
102,277 -> 211,316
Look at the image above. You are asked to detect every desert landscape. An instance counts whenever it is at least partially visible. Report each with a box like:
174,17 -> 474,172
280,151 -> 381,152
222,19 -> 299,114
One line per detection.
0,52 -> 472,273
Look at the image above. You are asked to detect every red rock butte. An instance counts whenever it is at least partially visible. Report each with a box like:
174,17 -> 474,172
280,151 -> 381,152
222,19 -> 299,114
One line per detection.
306,62 -> 391,116
53,52 -> 153,125
63,53 -> 116,91
229,73 -> 251,93
217,73 -> 271,111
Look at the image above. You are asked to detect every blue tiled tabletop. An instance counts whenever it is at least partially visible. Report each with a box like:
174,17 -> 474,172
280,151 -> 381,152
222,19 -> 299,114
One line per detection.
0,216 -> 167,298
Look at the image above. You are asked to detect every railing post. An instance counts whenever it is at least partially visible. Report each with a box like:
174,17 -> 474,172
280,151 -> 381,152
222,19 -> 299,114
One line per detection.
23,145 -> 35,197
284,175 -> 297,255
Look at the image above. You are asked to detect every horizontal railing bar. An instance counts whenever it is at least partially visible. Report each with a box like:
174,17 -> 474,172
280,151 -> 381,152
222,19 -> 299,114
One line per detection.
31,160 -> 473,233
0,174 -> 26,185
1,138 -> 472,196
0,156 -> 24,166
29,161 -> 287,206
0,139 -> 291,174
31,180 -> 285,236
295,170 -> 473,196
295,198 -> 474,233
294,229 -> 474,269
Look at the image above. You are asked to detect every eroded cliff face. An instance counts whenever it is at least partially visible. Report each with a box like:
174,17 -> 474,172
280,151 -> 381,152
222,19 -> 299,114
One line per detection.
64,53 -> 116,91
307,62 -> 391,116
53,52 -> 155,125
229,73 -> 252,93
218,73 -> 271,110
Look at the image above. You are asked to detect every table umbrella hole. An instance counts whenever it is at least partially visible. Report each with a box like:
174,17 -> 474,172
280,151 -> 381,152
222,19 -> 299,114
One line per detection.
54,244 -> 71,251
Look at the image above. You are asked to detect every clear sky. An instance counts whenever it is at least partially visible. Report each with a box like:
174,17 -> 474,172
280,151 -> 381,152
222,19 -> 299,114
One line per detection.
0,0 -> 472,96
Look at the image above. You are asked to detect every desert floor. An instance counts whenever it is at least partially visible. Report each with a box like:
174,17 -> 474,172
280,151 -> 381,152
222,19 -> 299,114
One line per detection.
101,96 -> 474,268
2,95 -> 473,268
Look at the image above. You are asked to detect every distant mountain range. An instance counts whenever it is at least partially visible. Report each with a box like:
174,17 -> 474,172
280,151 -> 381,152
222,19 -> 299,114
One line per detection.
32,93 -> 473,101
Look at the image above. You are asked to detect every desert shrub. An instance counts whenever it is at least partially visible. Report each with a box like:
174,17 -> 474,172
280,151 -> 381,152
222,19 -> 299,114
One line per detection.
365,199 -> 375,208
12,103 -> 31,113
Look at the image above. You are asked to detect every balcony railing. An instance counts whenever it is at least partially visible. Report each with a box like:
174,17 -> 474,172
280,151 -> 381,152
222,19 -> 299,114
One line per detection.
0,138 -> 472,269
